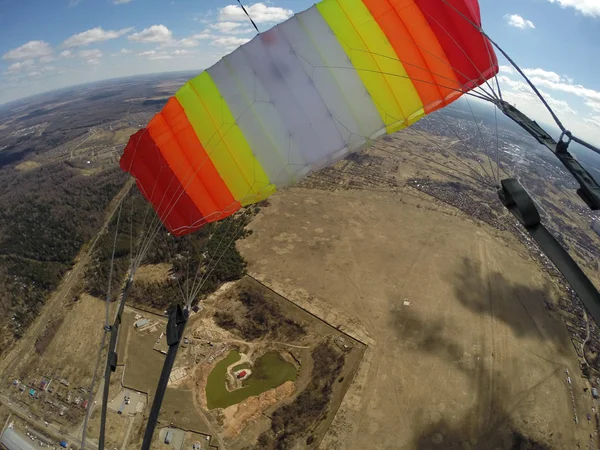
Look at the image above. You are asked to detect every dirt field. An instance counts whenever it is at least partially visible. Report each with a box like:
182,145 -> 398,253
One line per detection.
238,185 -> 591,449
26,293 -> 112,388
121,310 -> 164,393
134,264 -> 173,284
86,408 -> 129,449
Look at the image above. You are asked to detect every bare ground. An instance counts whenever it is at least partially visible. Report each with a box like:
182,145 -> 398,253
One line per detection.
27,293 -> 111,388
238,186 -> 590,450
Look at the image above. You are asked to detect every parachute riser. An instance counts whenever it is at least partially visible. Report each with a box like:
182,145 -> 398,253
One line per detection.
98,278 -> 133,450
498,178 -> 600,327
141,304 -> 189,450
495,100 -> 600,210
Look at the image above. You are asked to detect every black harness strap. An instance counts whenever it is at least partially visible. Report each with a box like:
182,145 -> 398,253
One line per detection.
498,178 -> 600,325
140,304 -> 188,450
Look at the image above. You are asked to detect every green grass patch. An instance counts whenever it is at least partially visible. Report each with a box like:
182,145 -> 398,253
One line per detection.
232,363 -> 251,372
206,350 -> 297,410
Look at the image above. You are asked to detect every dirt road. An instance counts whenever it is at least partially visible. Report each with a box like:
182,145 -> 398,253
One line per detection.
0,178 -> 133,382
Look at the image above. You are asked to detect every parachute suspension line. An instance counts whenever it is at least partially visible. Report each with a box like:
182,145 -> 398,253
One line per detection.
436,0 -> 502,103
105,199 -> 125,320
133,165 -> 183,271
81,333 -> 108,449
83,198 -> 124,450
187,208 -> 253,309
312,64 -> 492,104
419,8 -> 500,102
483,33 -> 567,133
236,0 -> 260,33
375,137 -> 493,190
186,209 -> 250,307
420,9 -> 498,100
405,126 -> 495,190
185,216 -> 234,306
493,104 -> 504,183
337,46 -> 497,103
437,111 -> 496,187
464,95 -> 498,186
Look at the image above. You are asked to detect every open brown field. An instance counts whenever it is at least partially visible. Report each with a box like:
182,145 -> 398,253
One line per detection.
26,293 -> 111,389
238,172 -> 593,449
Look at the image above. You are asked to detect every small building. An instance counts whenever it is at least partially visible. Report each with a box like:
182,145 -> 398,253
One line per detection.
237,371 -> 247,379
593,388 -> 599,399
1,428 -> 38,450
135,318 -> 149,329
81,400 -> 89,409
165,430 -> 173,444
29,388 -> 36,397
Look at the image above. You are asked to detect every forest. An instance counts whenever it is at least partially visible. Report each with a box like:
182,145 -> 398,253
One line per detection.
253,341 -> 346,450
214,287 -> 306,341
86,194 -> 258,310
0,162 -> 127,358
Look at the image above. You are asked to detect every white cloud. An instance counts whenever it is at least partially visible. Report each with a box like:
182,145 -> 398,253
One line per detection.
78,49 -> 103,65
78,49 -> 103,59
148,54 -> 173,60
159,37 -> 202,48
505,14 -> 536,29
194,10 -> 214,24
6,59 -> 35,73
39,55 -> 56,63
138,50 -> 157,56
63,27 -> 132,47
218,3 -> 292,24
546,0 -> 600,17
3,41 -> 53,60
114,0 -> 133,3
211,36 -> 251,48
584,116 -> 600,128
528,76 -> 600,103
498,72 -> 600,145
499,65 -> 515,75
128,25 -> 173,43
208,21 -> 252,34
523,68 -> 561,83
192,32 -> 217,40
59,50 -> 74,58
119,48 -> 132,54
173,49 -> 189,55
586,100 -> 600,112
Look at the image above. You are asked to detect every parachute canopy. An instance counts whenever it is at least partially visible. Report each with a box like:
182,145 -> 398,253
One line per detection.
121,0 -> 499,236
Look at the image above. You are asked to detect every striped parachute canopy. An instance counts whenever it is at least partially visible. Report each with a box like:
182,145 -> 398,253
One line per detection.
121,0 -> 499,236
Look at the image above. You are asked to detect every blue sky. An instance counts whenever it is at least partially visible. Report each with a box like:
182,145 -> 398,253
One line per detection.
1,0 -> 600,142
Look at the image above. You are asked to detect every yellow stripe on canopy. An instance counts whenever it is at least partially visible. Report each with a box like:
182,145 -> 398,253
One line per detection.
317,0 -> 425,133
175,71 -> 275,205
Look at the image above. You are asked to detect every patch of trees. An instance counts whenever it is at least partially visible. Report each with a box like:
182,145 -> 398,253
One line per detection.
213,287 -> 306,341
93,208 -> 254,310
0,162 -> 127,359
253,342 -> 345,449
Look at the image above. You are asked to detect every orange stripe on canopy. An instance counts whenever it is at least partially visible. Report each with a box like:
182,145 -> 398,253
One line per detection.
362,0 -> 462,113
147,97 -> 240,223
